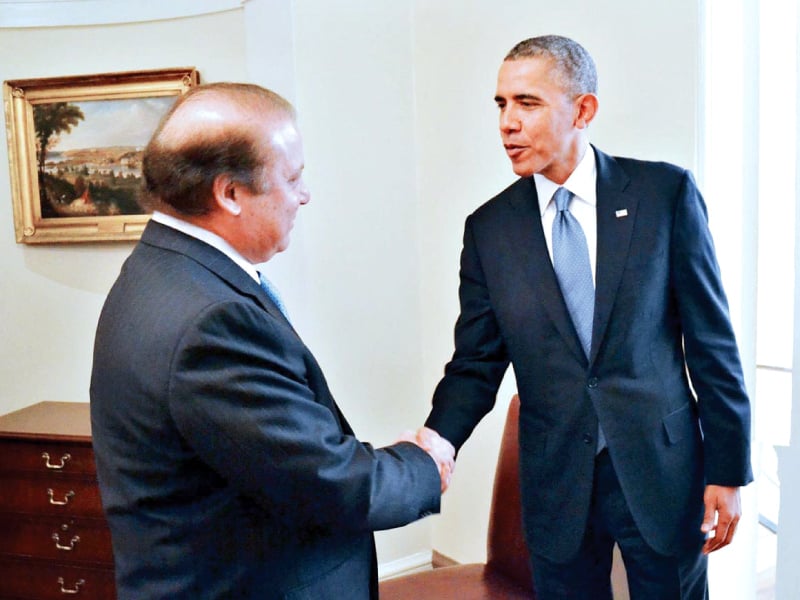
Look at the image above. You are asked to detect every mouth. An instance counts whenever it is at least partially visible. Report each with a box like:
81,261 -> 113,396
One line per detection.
503,143 -> 527,159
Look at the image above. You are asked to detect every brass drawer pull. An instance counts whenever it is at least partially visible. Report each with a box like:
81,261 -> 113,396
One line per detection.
47,488 -> 76,506
57,577 -> 85,594
42,452 -> 71,469
52,532 -> 81,551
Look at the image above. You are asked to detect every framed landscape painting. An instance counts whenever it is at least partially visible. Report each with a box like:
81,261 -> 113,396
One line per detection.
3,67 -> 199,244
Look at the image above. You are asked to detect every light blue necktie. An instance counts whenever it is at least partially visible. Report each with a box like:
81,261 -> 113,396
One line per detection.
552,187 -> 594,357
258,272 -> 289,321
551,187 -> 605,452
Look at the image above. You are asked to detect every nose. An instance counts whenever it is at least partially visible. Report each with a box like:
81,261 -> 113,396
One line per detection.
299,182 -> 311,205
499,107 -> 520,133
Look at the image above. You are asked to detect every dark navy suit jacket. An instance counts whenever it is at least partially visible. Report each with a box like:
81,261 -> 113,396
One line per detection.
91,221 -> 440,599
426,147 -> 752,563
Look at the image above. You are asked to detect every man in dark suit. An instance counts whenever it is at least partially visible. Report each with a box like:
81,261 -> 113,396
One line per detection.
90,82 -> 453,600
421,35 -> 752,598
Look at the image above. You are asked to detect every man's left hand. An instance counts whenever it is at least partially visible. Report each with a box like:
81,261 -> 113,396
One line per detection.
701,484 -> 742,554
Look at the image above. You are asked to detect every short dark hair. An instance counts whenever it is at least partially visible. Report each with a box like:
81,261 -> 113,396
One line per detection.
505,35 -> 598,97
142,82 -> 295,216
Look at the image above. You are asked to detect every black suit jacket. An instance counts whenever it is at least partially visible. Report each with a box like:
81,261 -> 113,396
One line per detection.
90,221 -> 440,599
426,147 -> 752,563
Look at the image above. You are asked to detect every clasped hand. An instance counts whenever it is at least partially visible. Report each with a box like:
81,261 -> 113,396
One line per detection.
397,427 -> 455,493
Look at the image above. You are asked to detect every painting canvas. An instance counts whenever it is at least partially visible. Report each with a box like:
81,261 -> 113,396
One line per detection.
37,97 -> 175,219
4,68 -> 199,244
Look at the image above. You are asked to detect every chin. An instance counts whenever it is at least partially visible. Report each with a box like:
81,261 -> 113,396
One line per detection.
511,163 -> 536,178
274,239 -> 290,255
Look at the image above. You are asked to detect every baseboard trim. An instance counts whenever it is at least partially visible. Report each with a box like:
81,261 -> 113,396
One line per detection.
432,549 -> 459,568
378,550 -> 433,580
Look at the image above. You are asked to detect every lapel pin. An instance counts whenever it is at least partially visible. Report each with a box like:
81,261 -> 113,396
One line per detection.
615,209 -> 628,218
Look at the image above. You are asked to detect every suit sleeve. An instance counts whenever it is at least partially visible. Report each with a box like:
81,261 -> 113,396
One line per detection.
671,170 -> 753,487
166,300 -> 441,533
425,215 -> 511,449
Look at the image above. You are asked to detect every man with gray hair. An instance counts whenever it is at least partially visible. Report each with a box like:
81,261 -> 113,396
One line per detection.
91,82 -> 453,599
420,35 -> 752,598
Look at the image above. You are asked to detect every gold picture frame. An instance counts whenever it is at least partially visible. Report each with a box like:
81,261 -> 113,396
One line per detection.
3,67 -> 199,244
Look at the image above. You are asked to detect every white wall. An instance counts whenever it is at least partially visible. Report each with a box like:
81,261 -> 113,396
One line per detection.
286,0 -> 435,566
778,2 -> 800,597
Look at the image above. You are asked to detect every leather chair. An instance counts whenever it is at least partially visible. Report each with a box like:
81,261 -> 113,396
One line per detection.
380,395 -> 535,599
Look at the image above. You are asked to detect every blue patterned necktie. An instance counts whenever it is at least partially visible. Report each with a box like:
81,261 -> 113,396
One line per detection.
551,187 -> 606,452
258,272 -> 289,321
551,187 -> 594,358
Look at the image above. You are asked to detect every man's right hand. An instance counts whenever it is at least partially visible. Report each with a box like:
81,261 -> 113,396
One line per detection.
397,427 -> 455,492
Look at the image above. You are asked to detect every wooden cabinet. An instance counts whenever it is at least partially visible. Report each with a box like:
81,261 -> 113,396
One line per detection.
0,402 -> 115,599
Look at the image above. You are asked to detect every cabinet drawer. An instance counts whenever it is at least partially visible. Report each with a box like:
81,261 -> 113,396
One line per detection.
0,556 -> 115,599
0,513 -> 112,565
1,477 -> 104,517
0,440 -> 95,475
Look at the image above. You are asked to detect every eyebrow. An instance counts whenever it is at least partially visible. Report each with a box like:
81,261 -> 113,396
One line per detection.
494,93 -> 543,104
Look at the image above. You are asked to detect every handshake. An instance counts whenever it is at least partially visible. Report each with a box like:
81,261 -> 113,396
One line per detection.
397,427 -> 456,493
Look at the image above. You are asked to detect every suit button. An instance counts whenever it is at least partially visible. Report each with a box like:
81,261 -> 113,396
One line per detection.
583,433 -> 594,445
587,377 -> 599,389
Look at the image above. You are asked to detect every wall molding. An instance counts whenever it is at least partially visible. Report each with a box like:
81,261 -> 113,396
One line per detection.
377,550 -> 432,581
0,0 -> 243,28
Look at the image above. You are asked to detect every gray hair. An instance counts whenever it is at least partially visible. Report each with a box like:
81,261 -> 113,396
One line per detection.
505,35 -> 598,97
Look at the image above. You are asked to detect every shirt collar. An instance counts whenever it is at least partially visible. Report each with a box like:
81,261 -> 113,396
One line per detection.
534,145 -> 597,216
150,211 -> 260,283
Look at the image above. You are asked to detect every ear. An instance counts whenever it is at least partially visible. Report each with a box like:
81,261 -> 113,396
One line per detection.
212,174 -> 242,216
574,93 -> 599,129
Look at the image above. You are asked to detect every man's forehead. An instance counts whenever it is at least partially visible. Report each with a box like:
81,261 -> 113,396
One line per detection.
498,56 -> 553,77
159,97 -> 269,148
175,96 -> 253,126
496,57 -> 563,93
181,104 -> 228,124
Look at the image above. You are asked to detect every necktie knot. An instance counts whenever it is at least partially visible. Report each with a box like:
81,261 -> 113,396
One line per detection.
553,186 -> 572,213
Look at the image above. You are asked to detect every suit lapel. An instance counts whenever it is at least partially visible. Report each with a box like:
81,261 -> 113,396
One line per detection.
591,148 -> 635,363
507,178 -> 588,364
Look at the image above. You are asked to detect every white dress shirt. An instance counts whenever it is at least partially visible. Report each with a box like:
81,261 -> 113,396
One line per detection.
534,145 -> 598,285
